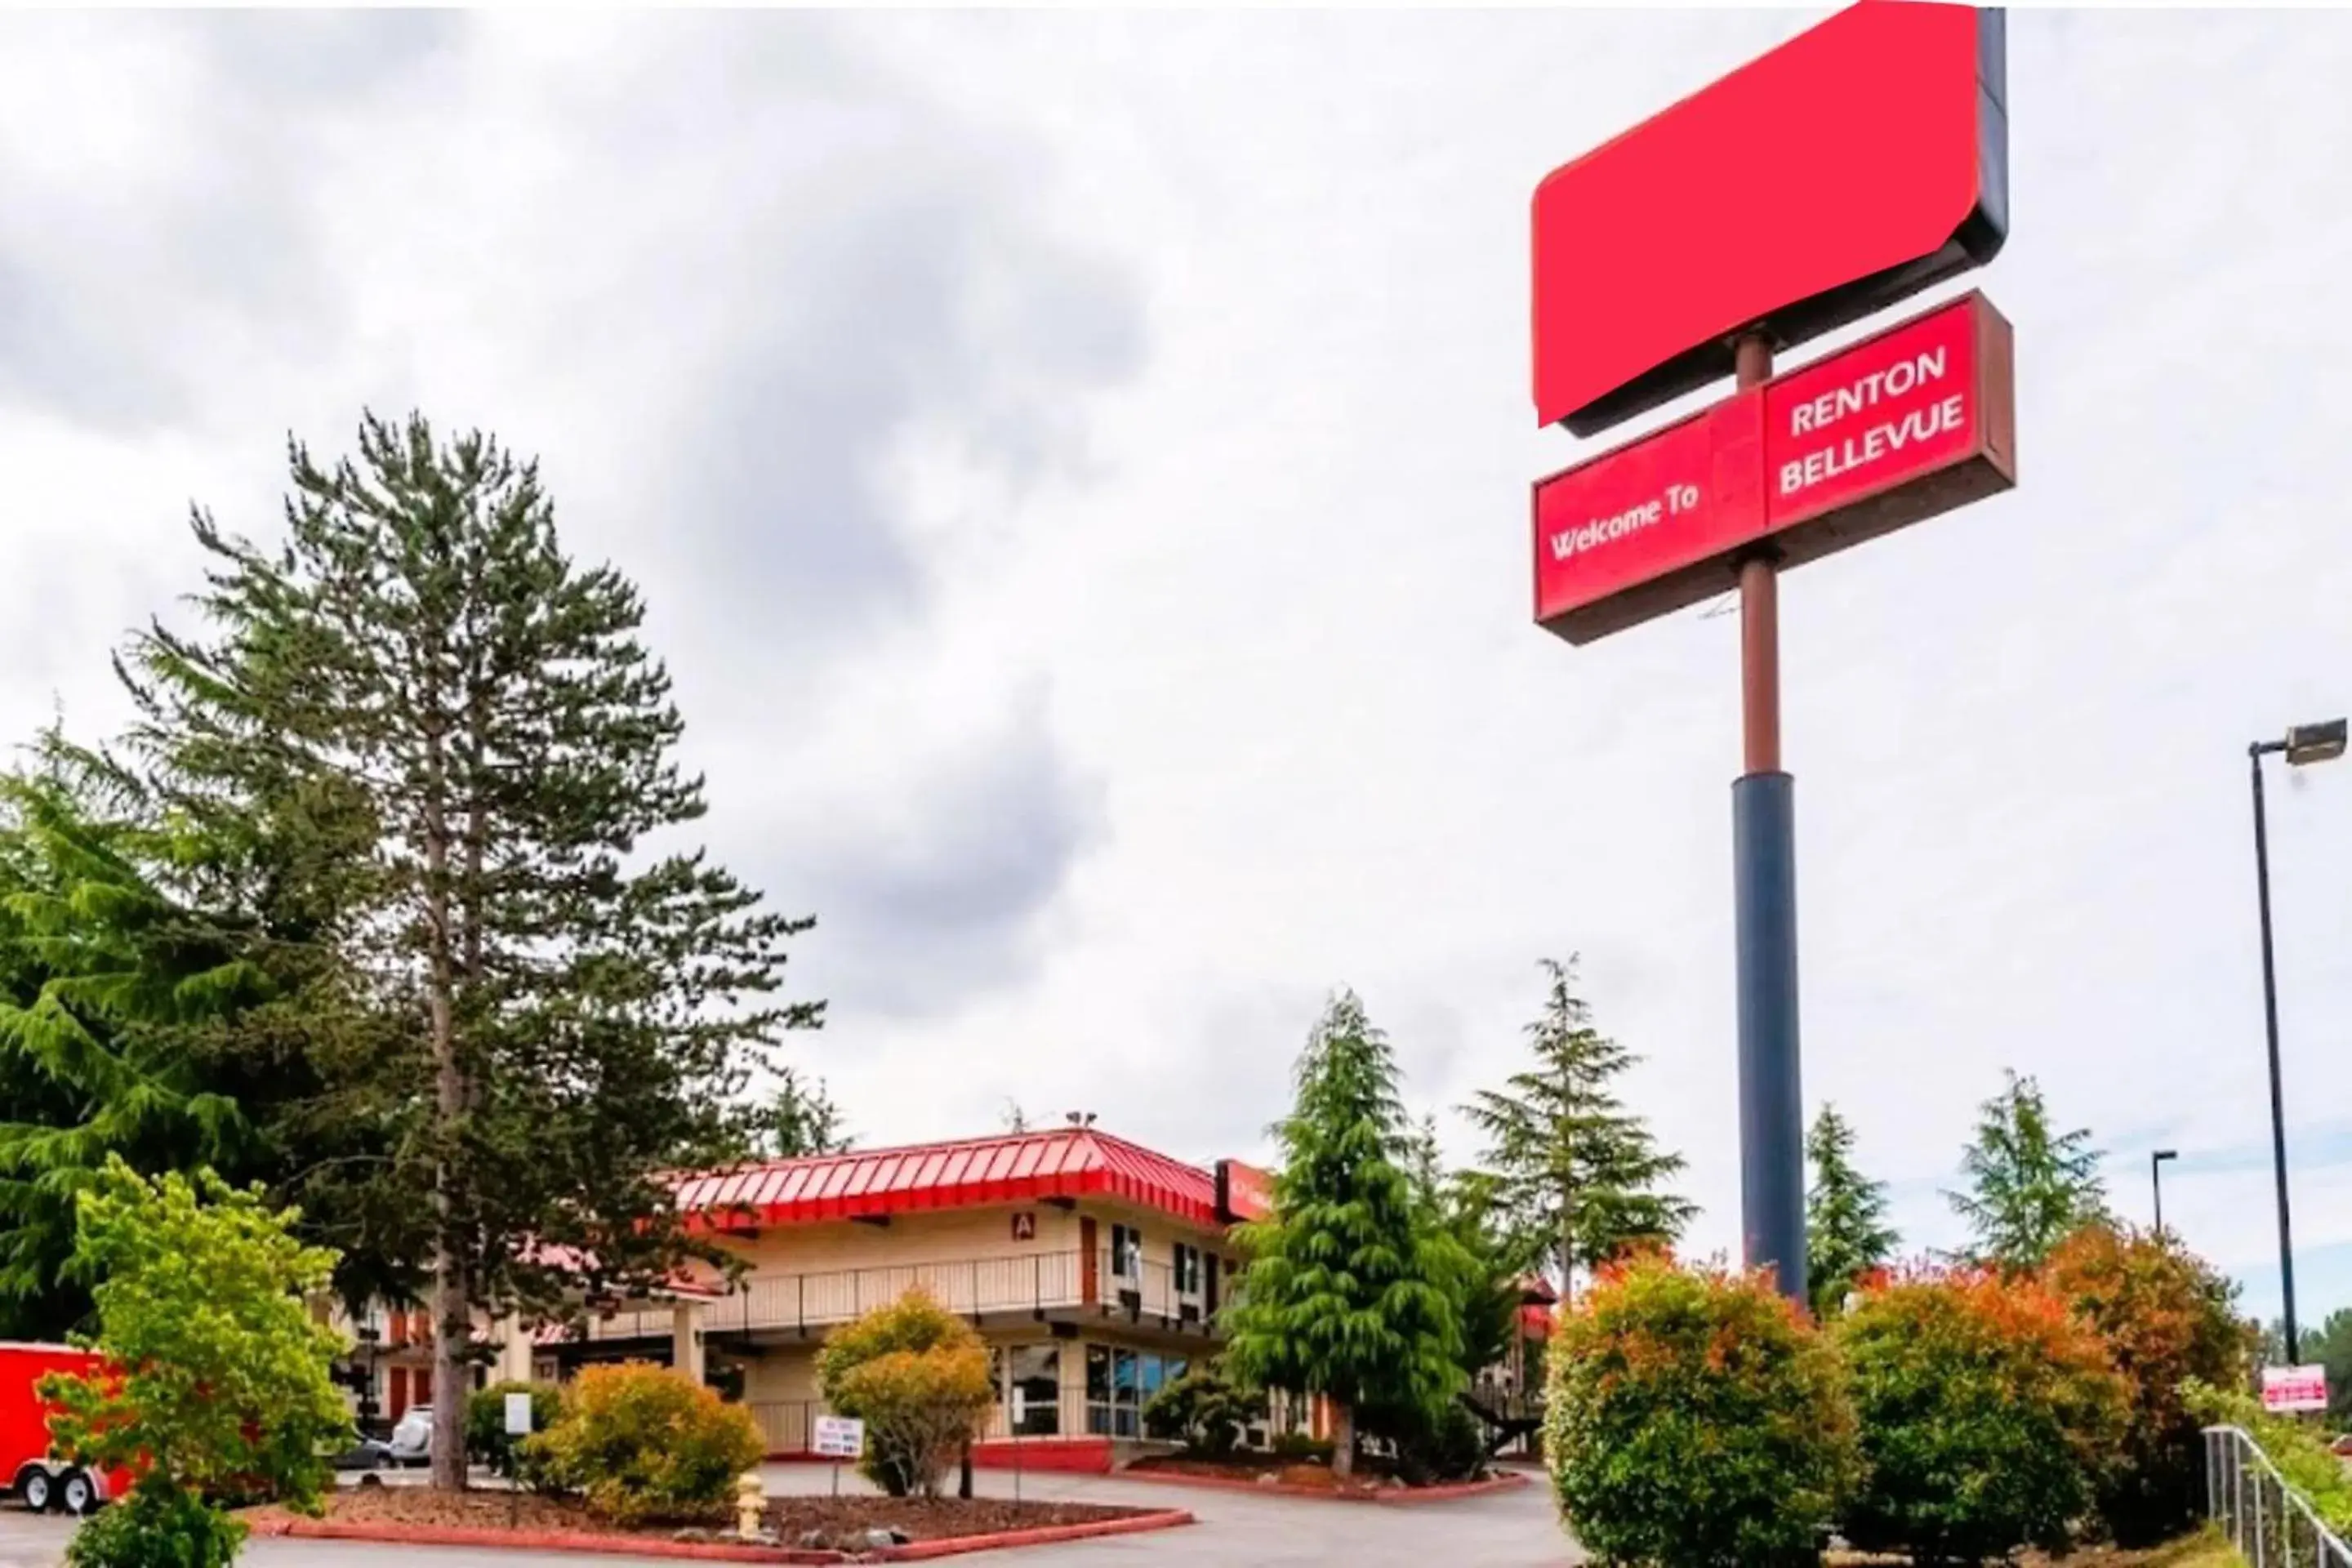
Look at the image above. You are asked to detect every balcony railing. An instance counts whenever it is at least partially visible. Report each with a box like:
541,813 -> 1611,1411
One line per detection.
748,1388 -> 1156,1454
576,1250 -> 1214,1343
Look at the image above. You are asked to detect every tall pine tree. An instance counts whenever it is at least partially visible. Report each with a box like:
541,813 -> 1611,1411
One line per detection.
1224,991 -> 1463,1479
1804,1102 -> 1897,1317
1947,1070 -> 2107,1272
1463,958 -> 1694,1296
118,413 -> 822,1486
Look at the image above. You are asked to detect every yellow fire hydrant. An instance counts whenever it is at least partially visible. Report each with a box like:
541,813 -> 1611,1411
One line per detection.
736,1471 -> 766,1542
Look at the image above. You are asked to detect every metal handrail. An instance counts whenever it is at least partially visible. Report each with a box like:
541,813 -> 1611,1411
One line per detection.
2204,1424 -> 2352,1568
572,1248 -> 1212,1343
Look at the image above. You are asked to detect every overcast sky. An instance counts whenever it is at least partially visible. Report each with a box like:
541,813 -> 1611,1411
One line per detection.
6,7 -> 2351,1330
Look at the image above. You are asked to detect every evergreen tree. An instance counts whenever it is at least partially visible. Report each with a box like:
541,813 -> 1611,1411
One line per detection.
1463,958 -> 1694,1295
1401,1116 -> 1521,1382
0,742 -> 390,1336
1946,1070 -> 2107,1272
1223,991 -> 1463,1479
1805,1102 -> 1897,1318
118,413 -> 822,1487
759,1068 -> 850,1158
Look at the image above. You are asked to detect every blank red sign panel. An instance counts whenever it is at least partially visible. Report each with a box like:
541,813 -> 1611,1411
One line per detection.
1532,1 -> 2007,435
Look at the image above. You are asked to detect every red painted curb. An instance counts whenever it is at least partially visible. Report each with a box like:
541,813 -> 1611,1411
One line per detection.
874,1509 -> 1195,1561
1111,1467 -> 1531,1505
245,1508 -> 1196,1562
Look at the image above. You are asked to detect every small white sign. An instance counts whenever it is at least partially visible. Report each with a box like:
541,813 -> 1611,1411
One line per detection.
2262,1365 -> 2330,1414
504,1392 -> 535,1437
1011,1388 -> 1028,1427
813,1414 -> 865,1459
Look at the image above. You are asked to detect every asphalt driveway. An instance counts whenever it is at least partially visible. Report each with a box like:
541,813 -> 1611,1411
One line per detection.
0,1464 -> 1579,1567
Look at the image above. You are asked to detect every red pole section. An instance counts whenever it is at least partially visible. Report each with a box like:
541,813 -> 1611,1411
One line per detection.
1735,333 -> 1779,777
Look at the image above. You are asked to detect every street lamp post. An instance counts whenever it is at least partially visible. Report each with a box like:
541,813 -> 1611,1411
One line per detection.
2247,716 -> 2346,1366
2150,1149 -> 2177,1236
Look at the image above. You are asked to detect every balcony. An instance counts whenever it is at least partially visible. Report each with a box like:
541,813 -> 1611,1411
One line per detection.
572,1250 -> 1216,1344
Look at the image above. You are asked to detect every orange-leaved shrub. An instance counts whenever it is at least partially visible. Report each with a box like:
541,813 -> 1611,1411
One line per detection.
526,1362 -> 764,1524
2043,1221 -> 2256,1545
1544,1250 -> 1855,1568
815,1290 -> 994,1499
1835,1264 -> 2128,1566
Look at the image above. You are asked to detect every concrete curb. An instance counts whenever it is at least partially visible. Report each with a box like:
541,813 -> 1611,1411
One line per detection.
875,1510 -> 1196,1560
245,1507 -> 1199,1562
1111,1467 -> 1532,1505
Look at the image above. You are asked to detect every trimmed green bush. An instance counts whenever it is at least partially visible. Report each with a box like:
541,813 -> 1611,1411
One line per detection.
814,1291 -> 994,1499
527,1362 -> 764,1524
1545,1251 -> 1855,1568
2045,1222 -> 2256,1544
467,1380 -> 567,1485
1836,1267 -> 2128,1566
1142,1362 -> 1260,1459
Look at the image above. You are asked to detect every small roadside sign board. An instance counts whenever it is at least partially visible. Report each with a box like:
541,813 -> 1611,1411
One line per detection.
504,1392 -> 534,1437
2262,1365 -> 2329,1414
813,1414 -> 865,1459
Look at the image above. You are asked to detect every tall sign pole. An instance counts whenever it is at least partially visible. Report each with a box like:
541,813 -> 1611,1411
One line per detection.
1730,335 -> 1806,1303
1526,3 -> 2011,1306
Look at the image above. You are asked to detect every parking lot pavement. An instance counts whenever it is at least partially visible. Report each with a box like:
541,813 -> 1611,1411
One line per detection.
762,1460 -> 1581,1566
0,1467 -> 1583,1567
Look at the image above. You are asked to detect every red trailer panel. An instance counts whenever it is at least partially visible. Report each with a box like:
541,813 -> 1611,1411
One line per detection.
0,1343 -> 133,1512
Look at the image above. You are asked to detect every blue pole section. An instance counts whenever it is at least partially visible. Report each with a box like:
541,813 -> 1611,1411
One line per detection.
1734,769 -> 1806,1303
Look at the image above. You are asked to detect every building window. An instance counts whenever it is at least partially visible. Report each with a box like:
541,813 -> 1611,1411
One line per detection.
1008,1344 -> 1059,1437
1109,1225 -> 1143,1284
1085,1345 -> 1183,1438
1174,1244 -> 1202,1297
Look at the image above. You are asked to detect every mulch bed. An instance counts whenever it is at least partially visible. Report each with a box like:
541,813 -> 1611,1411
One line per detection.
1122,1452 -> 1525,1502
758,1498 -> 1156,1552
1128,1454 -> 1367,1491
245,1487 -> 1164,1554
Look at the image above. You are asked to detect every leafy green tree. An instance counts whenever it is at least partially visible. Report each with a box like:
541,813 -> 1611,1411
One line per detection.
1946,1071 -> 2108,1272
1806,1102 -> 1898,1318
118,412 -> 823,1486
1223,991 -> 1464,1480
759,1067 -> 851,1158
2309,1307 -> 2352,1428
42,1158 -> 350,1564
1463,958 -> 1694,1296
1837,1267 -> 2129,1566
815,1292 -> 995,1499
2045,1221 -> 2256,1544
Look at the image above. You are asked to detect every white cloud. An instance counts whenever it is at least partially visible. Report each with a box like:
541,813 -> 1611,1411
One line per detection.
6,9 -> 2352,1319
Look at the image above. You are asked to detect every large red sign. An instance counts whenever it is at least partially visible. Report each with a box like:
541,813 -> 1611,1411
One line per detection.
1532,1 -> 2007,435
1214,1160 -> 1275,1226
1535,292 -> 2014,644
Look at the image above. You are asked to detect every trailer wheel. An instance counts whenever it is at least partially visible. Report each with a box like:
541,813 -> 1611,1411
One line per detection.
16,1466 -> 51,1513
58,1469 -> 92,1516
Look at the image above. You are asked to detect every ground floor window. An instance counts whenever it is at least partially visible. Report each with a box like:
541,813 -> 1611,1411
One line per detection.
1084,1346 -> 1188,1438
1008,1344 -> 1060,1436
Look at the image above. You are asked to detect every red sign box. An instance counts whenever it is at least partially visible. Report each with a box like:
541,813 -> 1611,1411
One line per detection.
1535,292 -> 2014,644
1214,1160 -> 1274,1226
1532,394 -> 1766,640
1532,1 -> 2007,436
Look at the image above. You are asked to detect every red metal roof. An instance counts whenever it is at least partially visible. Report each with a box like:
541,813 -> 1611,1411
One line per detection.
678,1129 -> 1223,1232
